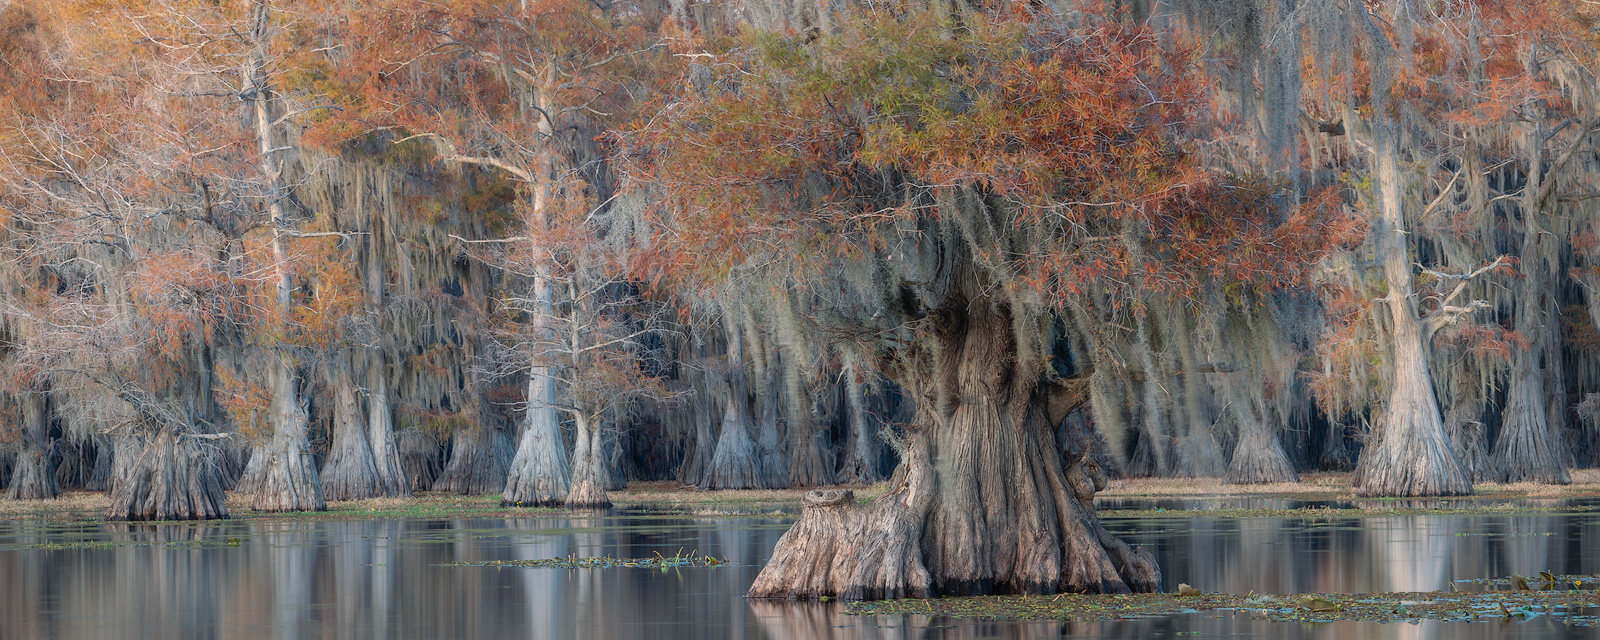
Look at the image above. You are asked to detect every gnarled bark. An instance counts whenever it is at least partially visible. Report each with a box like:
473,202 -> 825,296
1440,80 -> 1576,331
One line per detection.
750,303 -> 1159,599
106,431 -> 228,521
6,393 -> 59,500
702,371 -> 765,490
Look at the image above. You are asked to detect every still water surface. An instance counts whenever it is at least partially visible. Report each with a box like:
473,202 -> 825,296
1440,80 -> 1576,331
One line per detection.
3,498 -> 1600,639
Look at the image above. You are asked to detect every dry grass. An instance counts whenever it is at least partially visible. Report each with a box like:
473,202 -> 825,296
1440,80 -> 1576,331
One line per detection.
6,470 -> 1600,523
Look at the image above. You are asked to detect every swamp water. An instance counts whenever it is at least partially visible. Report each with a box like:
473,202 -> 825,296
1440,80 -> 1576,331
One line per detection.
3,499 -> 1600,639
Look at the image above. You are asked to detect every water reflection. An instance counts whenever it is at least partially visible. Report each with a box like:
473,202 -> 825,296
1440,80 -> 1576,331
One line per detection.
1,503 -> 1599,639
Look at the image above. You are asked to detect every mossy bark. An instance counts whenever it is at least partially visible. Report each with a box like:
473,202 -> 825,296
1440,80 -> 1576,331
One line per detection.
6,393 -> 59,501
749,303 -> 1158,599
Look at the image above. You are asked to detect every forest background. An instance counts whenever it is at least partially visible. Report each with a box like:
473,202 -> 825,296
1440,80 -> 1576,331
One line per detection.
2,0 -> 1600,598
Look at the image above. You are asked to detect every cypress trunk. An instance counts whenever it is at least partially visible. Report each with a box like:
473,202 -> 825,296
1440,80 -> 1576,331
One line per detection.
320,360 -> 382,501
701,371 -> 765,490
1225,411 -> 1298,484
835,359 -> 883,484
6,393 -> 59,500
677,392 -> 715,486
502,372 -> 571,506
1351,135 -> 1471,497
785,359 -> 832,488
432,423 -> 514,495
105,431 -> 229,521
749,303 -> 1158,599
365,351 -> 410,497
250,358 -> 327,512
565,414 -> 610,508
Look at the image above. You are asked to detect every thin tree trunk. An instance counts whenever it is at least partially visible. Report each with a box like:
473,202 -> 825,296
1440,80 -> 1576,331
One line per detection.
6,392 -> 59,500
750,302 -> 1158,599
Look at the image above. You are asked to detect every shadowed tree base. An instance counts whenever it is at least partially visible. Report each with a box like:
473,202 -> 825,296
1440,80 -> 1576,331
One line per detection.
750,303 -> 1159,600
106,432 -> 228,521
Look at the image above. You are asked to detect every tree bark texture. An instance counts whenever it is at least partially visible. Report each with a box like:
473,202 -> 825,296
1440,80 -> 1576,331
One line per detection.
502,373 -> 571,506
566,414 -> 610,508
1351,134 -> 1471,497
6,393 -> 60,500
432,423 -> 513,495
320,361 -> 382,501
749,303 -> 1159,599
1225,412 -> 1298,484
835,359 -> 883,484
105,431 -> 229,521
365,351 -> 411,497
251,358 -> 327,512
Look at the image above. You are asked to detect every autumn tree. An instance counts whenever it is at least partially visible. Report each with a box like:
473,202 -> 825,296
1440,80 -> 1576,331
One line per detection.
635,6 -> 1353,598
323,0 -> 669,503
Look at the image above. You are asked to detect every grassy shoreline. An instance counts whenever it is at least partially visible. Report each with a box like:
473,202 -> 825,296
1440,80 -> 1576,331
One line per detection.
5,471 -> 1600,524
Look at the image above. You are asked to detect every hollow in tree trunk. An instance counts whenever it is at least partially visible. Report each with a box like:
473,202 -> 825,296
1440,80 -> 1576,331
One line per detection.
320,361 -> 381,501
566,413 -> 610,508
6,393 -> 59,500
749,303 -> 1158,599
106,430 -> 229,521
502,371 -> 571,506
251,358 -> 327,512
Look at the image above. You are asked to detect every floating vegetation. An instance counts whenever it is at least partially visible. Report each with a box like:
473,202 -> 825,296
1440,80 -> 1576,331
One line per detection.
1098,503 -> 1598,520
845,581 -> 1600,625
443,550 -> 731,570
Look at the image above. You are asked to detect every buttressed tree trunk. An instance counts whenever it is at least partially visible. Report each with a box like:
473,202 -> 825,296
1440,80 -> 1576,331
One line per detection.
701,311 -> 766,490
749,301 -> 1159,599
565,413 -> 609,508
365,351 -> 410,497
320,357 -> 382,501
252,357 -> 327,512
6,392 -> 59,500
502,370 -> 571,506
1491,111 -> 1569,484
245,3 -> 325,512
106,430 -> 228,521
